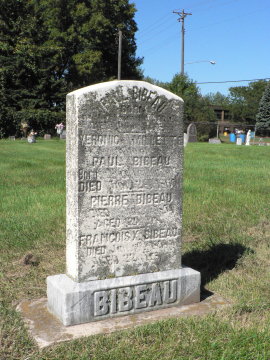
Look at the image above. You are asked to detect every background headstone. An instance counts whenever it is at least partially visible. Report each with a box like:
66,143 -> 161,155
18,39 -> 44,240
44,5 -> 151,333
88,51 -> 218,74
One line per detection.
187,123 -> 197,142
60,130 -> 66,139
47,80 -> 200,326
236,137 -> 242,145
184,133 -> 188,147
209,138 -> 221,144
27,136 -> 36,143
9,136 -> 15,140
44,134 -> 51,140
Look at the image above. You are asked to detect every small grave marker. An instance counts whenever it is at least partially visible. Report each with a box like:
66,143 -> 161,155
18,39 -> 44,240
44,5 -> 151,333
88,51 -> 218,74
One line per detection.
184,133 -> 188,147
236,137 -> 242,145
60,130 -> 66,139
209,138 -> 221,144
187,123 -> 197,142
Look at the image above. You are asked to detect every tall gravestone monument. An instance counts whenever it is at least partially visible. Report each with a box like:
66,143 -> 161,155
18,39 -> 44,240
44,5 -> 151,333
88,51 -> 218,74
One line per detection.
47,80 -> 200,326
187,123 -> 197,142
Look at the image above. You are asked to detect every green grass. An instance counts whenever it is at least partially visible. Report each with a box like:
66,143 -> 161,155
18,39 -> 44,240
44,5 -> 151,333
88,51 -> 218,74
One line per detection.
1,141 -> 270,360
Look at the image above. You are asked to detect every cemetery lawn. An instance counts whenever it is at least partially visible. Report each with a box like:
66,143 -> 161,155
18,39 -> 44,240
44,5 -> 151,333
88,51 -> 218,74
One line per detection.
1,140 -> 270,360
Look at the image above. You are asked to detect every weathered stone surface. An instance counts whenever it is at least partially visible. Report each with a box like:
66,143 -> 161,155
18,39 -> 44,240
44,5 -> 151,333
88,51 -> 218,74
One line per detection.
187,123 -> 197,142
47,268 -> 200,326
44,134 -> 51,140
65,80 -> 184,282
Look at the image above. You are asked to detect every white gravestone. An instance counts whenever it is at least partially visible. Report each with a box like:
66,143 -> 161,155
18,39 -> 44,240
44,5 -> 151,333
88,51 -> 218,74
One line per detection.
47,80 -> 200,326
184,133 -> 188,147
236,137 -> 242,145
245,130 -> 251,146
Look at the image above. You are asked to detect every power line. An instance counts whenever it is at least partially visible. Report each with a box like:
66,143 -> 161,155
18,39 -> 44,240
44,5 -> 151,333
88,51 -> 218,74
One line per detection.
196,78 -> 270,84
140,35 -> 177,55
137,21 -> 176,45
137,0 -> 240,43
138,13 -> 172,37
137,0 -> 214,38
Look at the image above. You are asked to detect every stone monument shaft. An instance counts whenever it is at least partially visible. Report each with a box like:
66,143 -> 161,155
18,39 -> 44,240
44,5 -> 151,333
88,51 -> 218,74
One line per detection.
66,81 -> 183,282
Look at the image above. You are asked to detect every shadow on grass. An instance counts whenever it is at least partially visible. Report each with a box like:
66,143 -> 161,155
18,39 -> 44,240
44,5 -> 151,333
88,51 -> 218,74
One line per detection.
182,243 -> 252,297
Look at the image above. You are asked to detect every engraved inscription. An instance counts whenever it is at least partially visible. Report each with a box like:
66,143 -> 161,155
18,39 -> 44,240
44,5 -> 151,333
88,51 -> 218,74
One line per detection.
89,193 -> 172,207
89,156 -> 123,167
79,133 -> 181,147
79,180 -> 101,192
131,86 -> 170,113
93,279 -> 178,316
110,178 -> 176,191
78,169 -> 97,180
132,156 -> 170,167
80,134 -> 120,146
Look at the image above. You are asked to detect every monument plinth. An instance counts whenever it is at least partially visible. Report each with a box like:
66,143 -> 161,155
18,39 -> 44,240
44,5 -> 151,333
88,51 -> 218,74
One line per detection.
47,80 -> 200,326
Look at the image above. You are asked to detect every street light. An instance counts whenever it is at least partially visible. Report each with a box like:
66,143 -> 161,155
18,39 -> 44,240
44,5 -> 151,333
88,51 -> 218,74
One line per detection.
185,60 -> 216,65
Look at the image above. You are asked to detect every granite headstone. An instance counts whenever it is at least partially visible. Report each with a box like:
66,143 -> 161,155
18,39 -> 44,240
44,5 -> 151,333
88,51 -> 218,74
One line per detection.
187,123 -> 197,142
47,80 -> 200,326
44,134 -> 51,140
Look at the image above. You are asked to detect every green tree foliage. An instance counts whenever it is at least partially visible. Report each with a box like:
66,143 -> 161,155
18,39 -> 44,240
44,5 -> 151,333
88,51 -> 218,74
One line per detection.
146,74 -> 216,140
228,80 -> 268,124
256,82 -> 270,131
0,0 -> 142,136
167,74 -> 215,125
0,0 -> 66,136
205,92 -> 231,108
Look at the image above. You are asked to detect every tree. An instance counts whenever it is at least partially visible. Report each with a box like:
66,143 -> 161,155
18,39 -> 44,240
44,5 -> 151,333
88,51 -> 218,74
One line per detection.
38,0 -> 142,87
145,74 -> 216,140
167,74 -> 216,140
256,82 -> 270,131
205,92 -> 231,108
228,80 -> 268,124
0,0 -> 142,136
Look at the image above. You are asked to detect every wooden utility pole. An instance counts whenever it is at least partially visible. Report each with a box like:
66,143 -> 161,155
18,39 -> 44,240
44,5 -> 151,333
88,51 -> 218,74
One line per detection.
118,30 -> 122,80
173,9 -> 192,75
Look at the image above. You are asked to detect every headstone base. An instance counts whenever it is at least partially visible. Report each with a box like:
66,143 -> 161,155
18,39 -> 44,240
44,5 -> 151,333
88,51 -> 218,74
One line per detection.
47,267 -> 200,326
18,293 -> 230,348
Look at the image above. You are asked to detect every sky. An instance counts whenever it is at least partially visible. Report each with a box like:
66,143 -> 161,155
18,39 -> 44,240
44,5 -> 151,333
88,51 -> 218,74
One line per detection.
133,0 -> 270,96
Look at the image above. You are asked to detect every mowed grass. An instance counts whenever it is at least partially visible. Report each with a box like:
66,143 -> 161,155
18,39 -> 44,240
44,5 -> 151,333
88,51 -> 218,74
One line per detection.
1,140 -> 270,360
